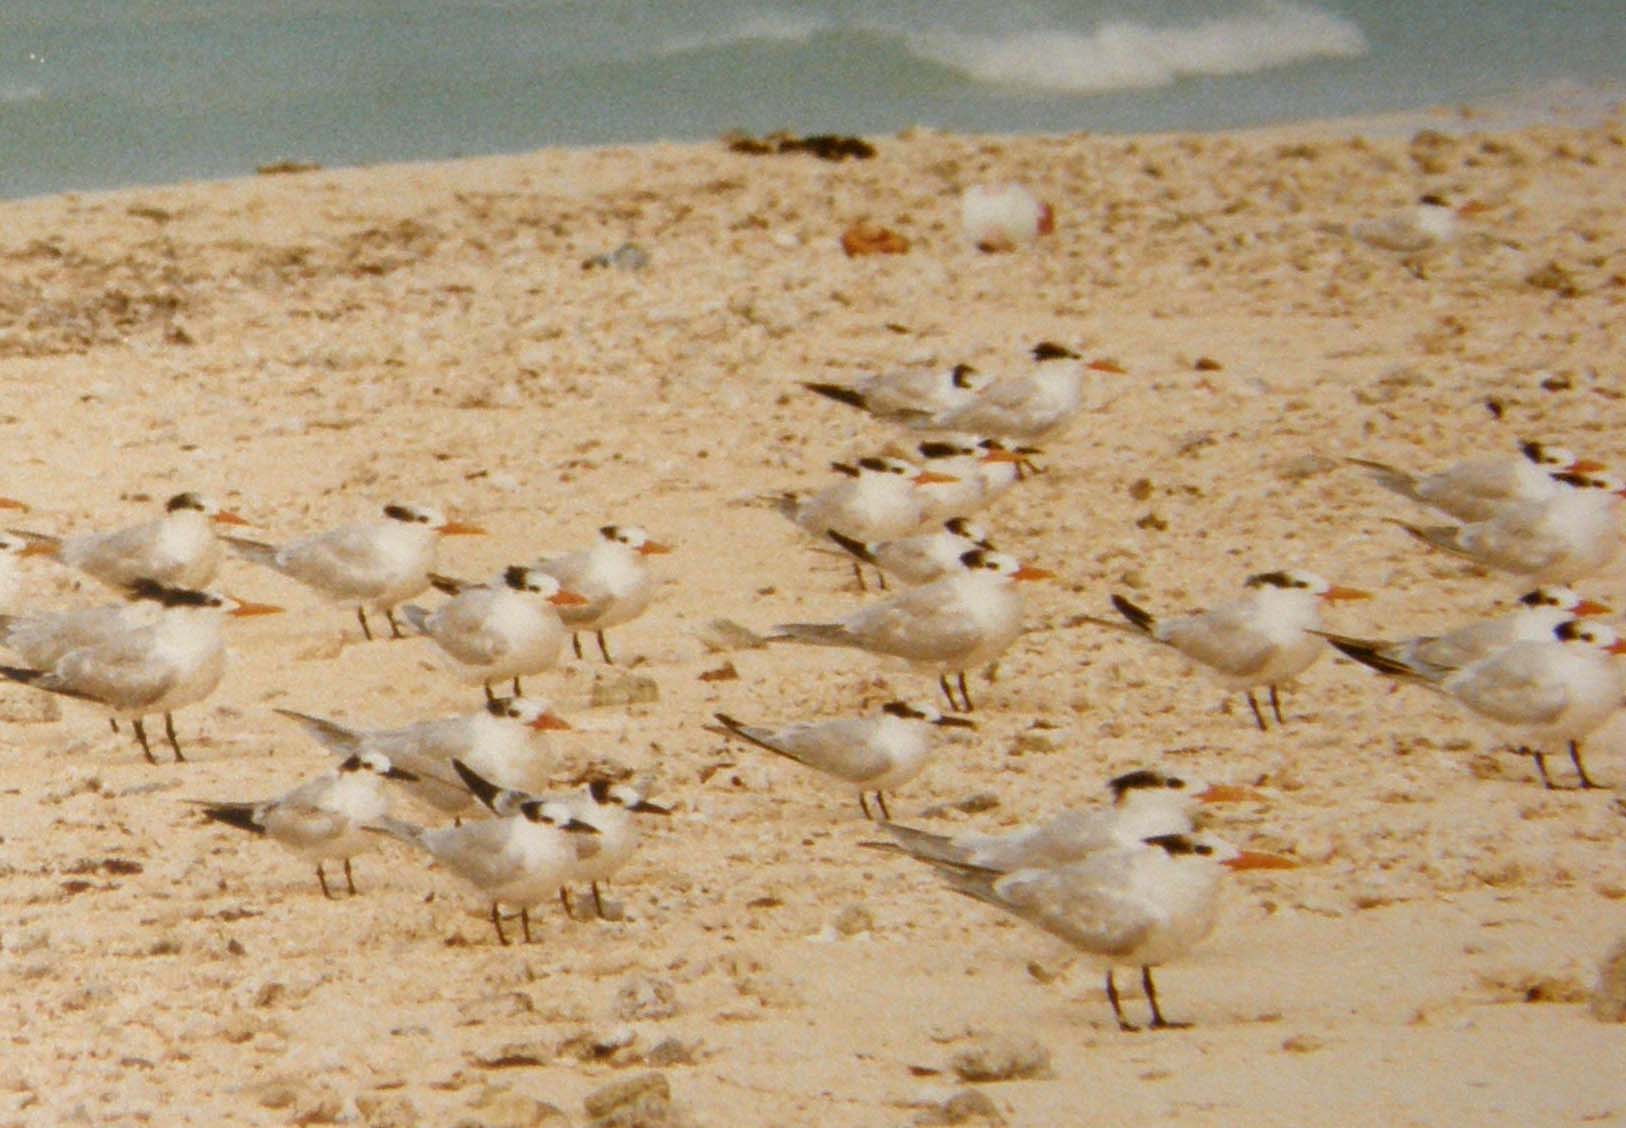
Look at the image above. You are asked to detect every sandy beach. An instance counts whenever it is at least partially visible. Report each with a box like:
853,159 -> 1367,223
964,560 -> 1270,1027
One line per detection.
1,103 -> 1624,1126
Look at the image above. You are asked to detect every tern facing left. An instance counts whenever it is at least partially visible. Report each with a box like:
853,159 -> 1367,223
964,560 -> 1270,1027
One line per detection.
767,548 -> 1052,711
193,751 -> 418,898
1093,569 -> 1370,731
0,580 -> 281,762
709,700 -> 974,820
899,832 -> 1295,1031
533,524 -> 670,664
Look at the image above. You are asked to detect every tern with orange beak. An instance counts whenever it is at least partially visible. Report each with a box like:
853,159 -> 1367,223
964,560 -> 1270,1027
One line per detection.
766,548 -> 1052,711
916,341 -> 1123,441
1091,569 -> 1370,731
1347,439 -> 1594,523
10,491 -> 249,591
906,831 -> 1295,1031
225,502 -> 484,640
400,566 -> 587,701
275,695 -> 570,821
1327,618 -> 1626,790
0,580 -> 280,762
532,524 -> 671,664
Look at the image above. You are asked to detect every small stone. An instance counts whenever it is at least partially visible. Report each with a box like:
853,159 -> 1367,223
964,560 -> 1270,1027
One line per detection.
1590,936 -> 1626,1022
559,1026 -> 639,1065
583,1072 -> 670,1121
833,903 -> 874,936
1278,454 -> 1336,481
1011,728 -> 1067,755
355,1092 -> 420,1128
615,976 -> 678,1021
914,1089 -> 1006,1126
1281,1033 -> 1326,1053
948,1034 -> 1052,1082
644,1038 -> 699,1067
696,619 -> 767,652
1193,356 -> 1223,371
589,673 -> 660,709
1127,477 -> 1154,501
841,221 -> 910,256
461,1084 -> 572,1128
457,992 -> 535,1025
472,1040 -> 552,1068
0,685 -> 60,723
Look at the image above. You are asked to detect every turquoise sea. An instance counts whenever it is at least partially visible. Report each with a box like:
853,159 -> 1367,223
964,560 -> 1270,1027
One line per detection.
2,1 -> 1623,199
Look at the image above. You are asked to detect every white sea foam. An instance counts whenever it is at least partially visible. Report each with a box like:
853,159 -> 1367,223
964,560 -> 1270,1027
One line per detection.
0,84 -> 44,106
656,9 -> 830,57
904,1 -> 1368,94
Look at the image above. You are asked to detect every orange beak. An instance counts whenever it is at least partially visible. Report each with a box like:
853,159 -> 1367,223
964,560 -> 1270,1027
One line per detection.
1036,202 -> 1056,236
1607,639 -> 1626,656
211,509 -> 250,527
229,599 -> 283,618
437,521 -> 486,536
913,470 -> 960,487
1196,784 -> 1264,805
1013,565 -> 1054,582
979,447 -> 1025,465
550,589 -> 589,607
20,541 -> 59,558
1455,200 -> 1491,218
1088,359 -> 1126,374
1568,459 -> 1608,475
1320,586 -> 1371,603
531,711 -> 573,732
0,497 -> 26,511
1573,599 -> 1612,617
1222,852 -> 1298,871
638,541 -> 672,556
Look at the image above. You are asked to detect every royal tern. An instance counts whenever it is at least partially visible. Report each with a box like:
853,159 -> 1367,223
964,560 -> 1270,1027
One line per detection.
871,768 -> 1262,872
400,565 -> 586,700
1347,439 -> 1592,523
1348,193 -> 1485,253
826,517 -> 996,588
10,491 -> 248,591
0,580 -> 280,762
1094,570 -> 1371,731
454,760 -> 671,918
1317,586 -> 1610,673
224,503 -> 484,640
918,342 -> 1121,441
802,362 -> 983,426
193,751 -> 418,898
275,695 -> 569,820
368,800 -> 597,945
959,182 -> 1055,253
533,524 -> 671,664
913,437 -> 1041,522
1392,470 -> 1626,586
1326,617 -> 1626,789
903,831 -> 1295,1031
708,700 -> 974,820
767,548 -> 1052,711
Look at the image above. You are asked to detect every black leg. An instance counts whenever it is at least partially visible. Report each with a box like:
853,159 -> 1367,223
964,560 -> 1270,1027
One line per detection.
520,908 -> 534,944
560,886 -> 574,917
356,607 -> 374,641
490,903 -> 509,945
109,718 -> 120,734
958,671 -> 974,713
1527,747 -> 1555,790
1569,740 -> 1601,789
164,712 -> 185,762
875,791 -> 891,821
512,676 -> 523,697
591,882 -> 606,918
859,793 -> 873,820
876,569 -> 889,591
1269,684 -> 1285,725
596,630 -> 613,664
1106,969 -> 1137,1032
1246,690 -> 1268,732
386,608 -> 404,639
131,718 -> 157,765
938,673 -> 957,712
484,683 -> 497,703
344,857 -> 357,895
317,863 -> 334,900
852,560 -> 867,592
1143,966 -> 1190,1029
572,632 -> 583,660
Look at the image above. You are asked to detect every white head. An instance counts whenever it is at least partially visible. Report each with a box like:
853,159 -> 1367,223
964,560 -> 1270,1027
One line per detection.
125,580 -> 281,618
1552,618 -> 1626,654
339,750 -> 417,780
956,548 -> 1053,583
1244,569 -> 1369,604
166,491 -> 248,526
1140,832 -> 1296,871
1518,587 -> 1611,616
501,566 -> 588,607
486,695 -> 572,731
599,524 -> 671,556
383,503 -> 485,536
586,778 -> 672,816
880,700 -> 976,729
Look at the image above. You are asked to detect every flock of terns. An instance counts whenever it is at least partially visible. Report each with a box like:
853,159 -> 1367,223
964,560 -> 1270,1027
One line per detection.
1,341 -> 1622,1031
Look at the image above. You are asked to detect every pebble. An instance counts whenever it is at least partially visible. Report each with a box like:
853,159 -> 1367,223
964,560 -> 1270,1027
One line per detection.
948,1034 -> 1052,1083
589,673 -> 660,708
615,975 -> 679,1021
914,1089 -> 1006,1126
1590,934 -> 1626,1022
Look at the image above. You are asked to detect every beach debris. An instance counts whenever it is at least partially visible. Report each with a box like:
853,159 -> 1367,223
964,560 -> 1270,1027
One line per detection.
841,220 -> 911,256
1592,935 -> 1626,1022
948,1033 -> 1053,1082
589,672 -> 660,708
959,183 -> 1054,252
255,159 -> 321,176
725,130 -> 875,160
584,1071 -> 681,1126
583,243 -> 650,272
914,1089 -> 1007,1126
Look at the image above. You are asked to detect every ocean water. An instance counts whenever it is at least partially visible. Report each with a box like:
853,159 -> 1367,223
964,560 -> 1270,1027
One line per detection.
1,0 -> 1623,199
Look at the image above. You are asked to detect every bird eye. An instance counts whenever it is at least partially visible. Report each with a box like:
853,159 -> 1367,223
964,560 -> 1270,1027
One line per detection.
1169,779 -> 1185,790
1195,845 -> 1213,855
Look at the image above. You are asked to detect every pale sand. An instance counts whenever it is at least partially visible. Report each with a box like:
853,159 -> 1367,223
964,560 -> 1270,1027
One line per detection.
1,106 -> 1624,1125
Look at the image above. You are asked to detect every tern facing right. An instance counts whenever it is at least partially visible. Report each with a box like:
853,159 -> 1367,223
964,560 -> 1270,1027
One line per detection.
193,751 -> 417,898
708,700 -> 974,820
11,491 -> 249,591
1347,439 -> 1588,523
919,342 -> 1121,440
826,518 -> 995,588
903,832 -> 1295,1031
1095,569 -> 1370,731
766,548 -> 1052,711
1327,618 -> 1626,790
533,524 -> 671,664
802,362 -> 983,425
225,502 -> 485,640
